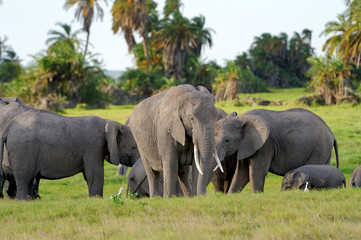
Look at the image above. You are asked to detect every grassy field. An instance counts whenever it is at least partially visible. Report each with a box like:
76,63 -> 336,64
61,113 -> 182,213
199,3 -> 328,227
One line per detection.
1,88 -> 361,239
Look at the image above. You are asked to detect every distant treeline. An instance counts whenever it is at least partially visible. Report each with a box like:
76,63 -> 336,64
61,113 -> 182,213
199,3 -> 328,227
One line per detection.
0,0 -> 361,109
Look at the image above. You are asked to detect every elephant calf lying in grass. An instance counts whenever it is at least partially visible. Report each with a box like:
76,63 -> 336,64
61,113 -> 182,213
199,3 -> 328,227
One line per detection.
281,165 -> 346,191
0,109 -> 140,200
350,166 -> 361,188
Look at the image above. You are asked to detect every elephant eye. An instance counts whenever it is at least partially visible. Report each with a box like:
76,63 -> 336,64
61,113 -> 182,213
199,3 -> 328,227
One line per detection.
190,117 -> 194,121
225,138 -> 230,143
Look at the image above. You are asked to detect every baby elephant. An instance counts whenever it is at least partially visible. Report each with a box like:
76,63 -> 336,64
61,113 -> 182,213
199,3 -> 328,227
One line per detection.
350,166 -> 361,188
281,165 -> 346,191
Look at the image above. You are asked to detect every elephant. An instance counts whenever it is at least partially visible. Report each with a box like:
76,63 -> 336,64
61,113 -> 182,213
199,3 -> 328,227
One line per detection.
128,84 -> 223,198
116,164 -> 129,176
0,98 -> 40,199
0,108 -> 140,200
215,108 -> 339,193
127,107 -> 228,197
126,158 -> 184,198
350,166 -> 361,188
281,165 -> 346,190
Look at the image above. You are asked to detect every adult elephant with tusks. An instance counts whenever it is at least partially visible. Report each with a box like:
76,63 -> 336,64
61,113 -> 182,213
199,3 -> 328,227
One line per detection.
215,108 -> 339,193
0,109 -> 140,200
128,84 -> 223,198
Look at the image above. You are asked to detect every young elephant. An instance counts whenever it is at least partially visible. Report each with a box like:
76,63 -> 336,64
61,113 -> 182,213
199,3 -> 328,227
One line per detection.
126,158 -> 184,198
350,166 -> 361,188
0,109 -> 140,200
281,165 -> 346,191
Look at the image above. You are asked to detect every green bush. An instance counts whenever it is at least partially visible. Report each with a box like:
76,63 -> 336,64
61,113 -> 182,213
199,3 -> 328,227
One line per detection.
238,68 -> 268,93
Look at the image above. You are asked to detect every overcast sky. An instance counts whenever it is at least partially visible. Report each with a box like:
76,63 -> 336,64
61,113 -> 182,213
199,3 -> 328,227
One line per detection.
0,0 -> 347,71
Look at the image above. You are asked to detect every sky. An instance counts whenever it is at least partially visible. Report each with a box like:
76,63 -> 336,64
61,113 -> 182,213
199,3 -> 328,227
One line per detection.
0,0 -> 347,71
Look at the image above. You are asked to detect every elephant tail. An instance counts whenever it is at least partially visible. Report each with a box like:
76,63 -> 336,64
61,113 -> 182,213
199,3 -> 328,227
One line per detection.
334,139 -> 339,169
0,126 -> 8,176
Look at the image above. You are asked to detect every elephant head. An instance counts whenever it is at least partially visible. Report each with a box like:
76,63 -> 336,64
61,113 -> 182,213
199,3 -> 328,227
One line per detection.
281,170 -> 310,190
105,120 -> 140,167
126,158 -> 150,198
159,85 -> 222,195
215,113 -> 270,163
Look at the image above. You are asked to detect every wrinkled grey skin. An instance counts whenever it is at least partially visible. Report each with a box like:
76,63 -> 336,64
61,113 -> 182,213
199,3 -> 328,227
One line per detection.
0,109 -> 140,200
127,158 -> 184,198
350,166 -> 361,188
215,108 -> 339,193
129,84 -> 218,198
0,98 -> 40,199
281,165 -> 346,190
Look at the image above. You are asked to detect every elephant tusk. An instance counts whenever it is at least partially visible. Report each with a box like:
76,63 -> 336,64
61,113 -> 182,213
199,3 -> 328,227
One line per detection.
194,144 -> 203,175
213,165 -> 219,172
214,149 -> 224,173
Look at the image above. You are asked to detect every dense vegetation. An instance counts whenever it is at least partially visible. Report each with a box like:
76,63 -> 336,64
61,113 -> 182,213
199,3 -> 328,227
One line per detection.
2,0 -> 360,109
0,89 -> 360,239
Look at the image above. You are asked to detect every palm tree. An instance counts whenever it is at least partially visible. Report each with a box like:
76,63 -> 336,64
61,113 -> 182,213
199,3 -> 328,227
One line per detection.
190,15 -> 213,57
163,0 -> 182,18
321,13 -> 354,63
308,56 -> 351,104
64,0 -> 107,60
46,22 -> 84,50
112,0 -> 150,76
153,12 -> 196,80
347,0 -> 361,66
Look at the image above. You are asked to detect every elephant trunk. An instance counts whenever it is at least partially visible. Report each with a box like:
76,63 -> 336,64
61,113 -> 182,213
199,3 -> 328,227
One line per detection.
194,126 -> 216,195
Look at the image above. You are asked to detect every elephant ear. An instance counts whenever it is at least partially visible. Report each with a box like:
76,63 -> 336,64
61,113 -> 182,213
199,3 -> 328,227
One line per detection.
159,88 -> 186,146
237,115 -> 270,160
292,171 -> 309,189
105,120 -> 121,165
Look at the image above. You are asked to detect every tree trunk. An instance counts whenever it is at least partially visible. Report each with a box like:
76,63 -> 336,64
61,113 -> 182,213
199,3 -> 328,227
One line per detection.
224,77 -> 238,101
142,33 -> 150,77
83,30 -> 90,61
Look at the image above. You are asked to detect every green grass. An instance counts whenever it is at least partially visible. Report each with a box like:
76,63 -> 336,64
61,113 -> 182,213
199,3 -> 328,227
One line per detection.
1,89 -> 361,239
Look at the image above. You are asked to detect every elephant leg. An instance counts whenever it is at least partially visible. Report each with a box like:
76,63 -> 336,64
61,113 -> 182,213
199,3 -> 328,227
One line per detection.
228,159 -> 250,194
32,177 -> 41,199
248,151 -> 272,193
178,168 -> 191,197
83,156 -> 104,197
0,173 -> 4,198
15,177 -> 32,200
163,155 -> 179,198
5,178 -> 17,199
142,157 -> 160,197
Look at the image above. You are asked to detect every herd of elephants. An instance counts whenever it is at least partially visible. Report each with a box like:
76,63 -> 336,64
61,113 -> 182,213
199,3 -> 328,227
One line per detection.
0,84 -> 361,200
